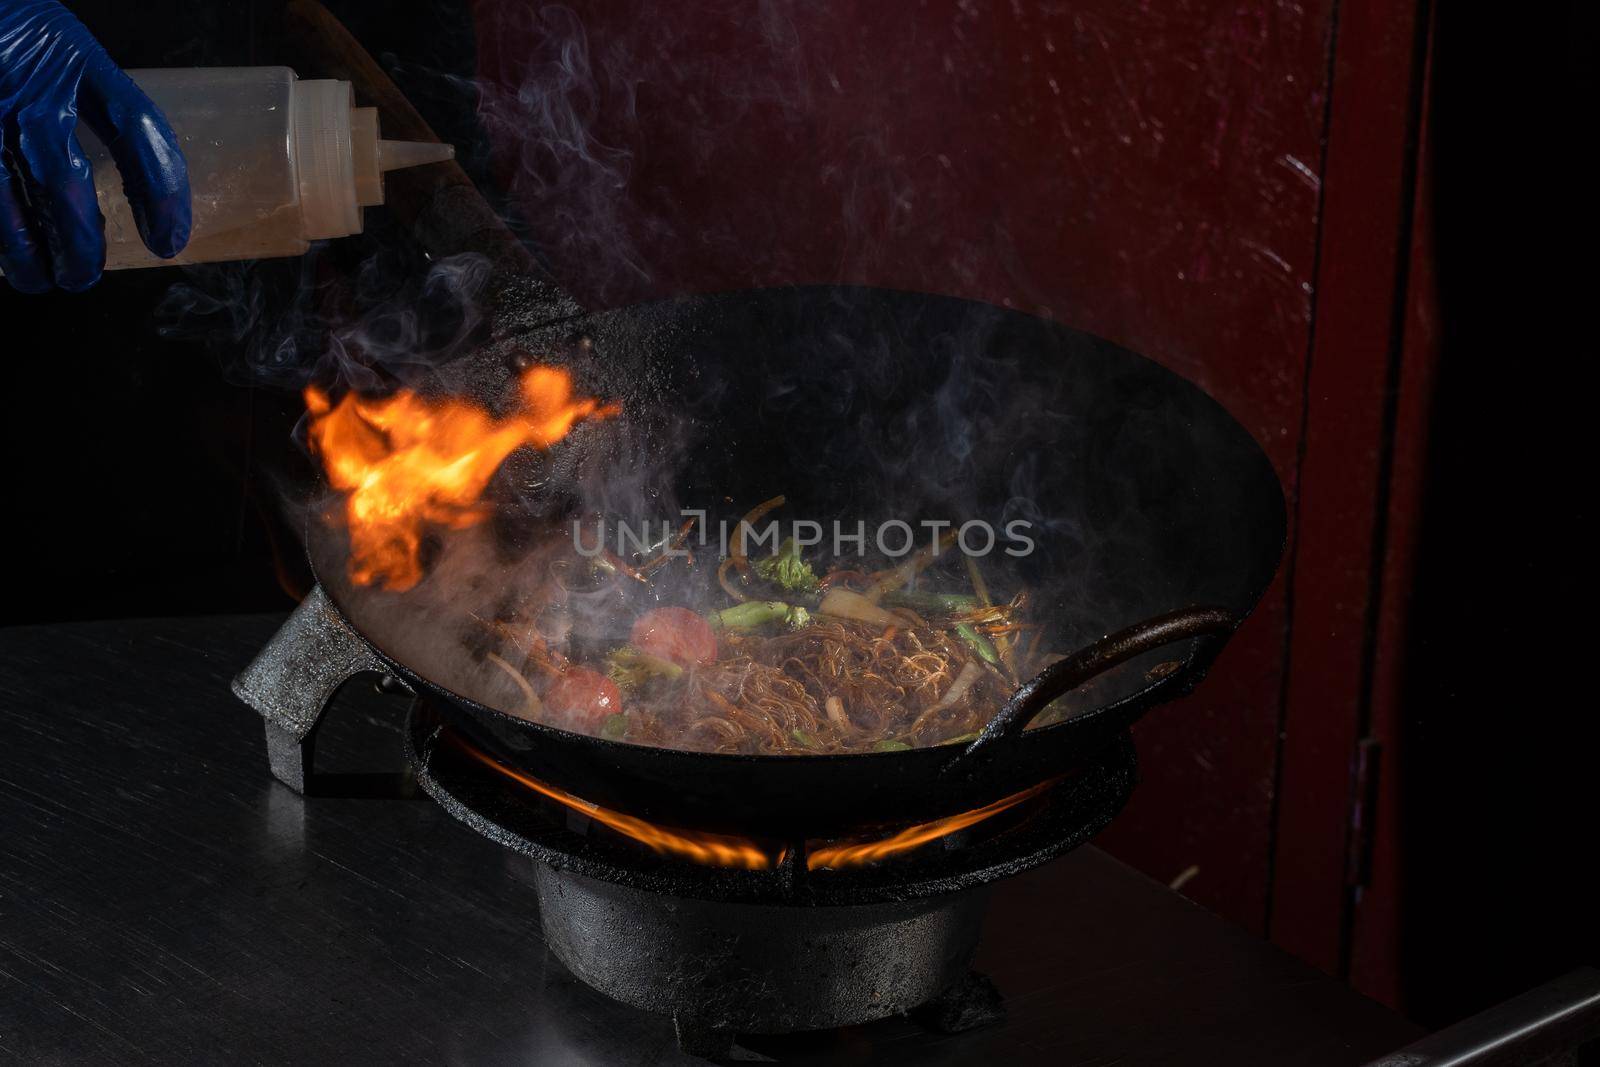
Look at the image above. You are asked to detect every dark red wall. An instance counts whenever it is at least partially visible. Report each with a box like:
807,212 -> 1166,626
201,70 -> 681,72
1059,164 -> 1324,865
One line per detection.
471,0 -> 1333,934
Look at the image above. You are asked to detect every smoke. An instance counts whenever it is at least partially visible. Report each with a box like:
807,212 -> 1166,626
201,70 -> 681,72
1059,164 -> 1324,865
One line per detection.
156,247 -> 494,394
459,0 -> 894,306
468,4 -> 659,302
152,4 -> 1281,750
156,1 -> 936,384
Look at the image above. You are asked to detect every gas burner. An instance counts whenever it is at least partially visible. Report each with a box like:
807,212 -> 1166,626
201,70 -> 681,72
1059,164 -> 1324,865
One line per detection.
232,588 -> 1141,1056
404,695 -> 1136,1054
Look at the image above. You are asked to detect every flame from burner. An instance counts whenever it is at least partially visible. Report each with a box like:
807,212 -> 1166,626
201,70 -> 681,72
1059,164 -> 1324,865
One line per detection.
444,731 -> 777,870
305,365 -> 619,590
444,730 -> 1056,872
804,779 -> 1056,870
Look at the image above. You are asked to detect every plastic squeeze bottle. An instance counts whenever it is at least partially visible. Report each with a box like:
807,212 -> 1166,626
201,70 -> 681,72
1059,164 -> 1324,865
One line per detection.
86,67 -> 454,269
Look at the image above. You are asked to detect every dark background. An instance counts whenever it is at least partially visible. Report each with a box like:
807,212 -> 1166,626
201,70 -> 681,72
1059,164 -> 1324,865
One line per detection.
1,0 -> 1590,1031
1396,0 -> 1592,1028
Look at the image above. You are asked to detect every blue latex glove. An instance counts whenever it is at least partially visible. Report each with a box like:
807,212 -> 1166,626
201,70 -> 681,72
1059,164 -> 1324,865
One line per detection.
0,0 -> 189,291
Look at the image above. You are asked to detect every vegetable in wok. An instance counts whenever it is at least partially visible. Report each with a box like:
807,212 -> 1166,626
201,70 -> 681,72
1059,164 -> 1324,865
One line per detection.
478,498 -> 1055,755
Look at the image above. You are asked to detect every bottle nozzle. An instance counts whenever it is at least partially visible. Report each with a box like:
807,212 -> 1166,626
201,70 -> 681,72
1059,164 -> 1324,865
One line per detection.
349,105 -> 458,210
378,139 -> 456,172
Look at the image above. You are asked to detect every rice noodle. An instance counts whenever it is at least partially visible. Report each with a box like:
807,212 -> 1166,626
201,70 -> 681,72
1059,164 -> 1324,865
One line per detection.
622,619 -> 1012,754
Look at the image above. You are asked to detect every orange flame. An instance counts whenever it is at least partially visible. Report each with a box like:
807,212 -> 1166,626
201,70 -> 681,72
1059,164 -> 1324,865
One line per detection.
305,366 -> 619,590
805,779 -> 1056,870
445,730 -> 1057,872
445,731 -> 777,870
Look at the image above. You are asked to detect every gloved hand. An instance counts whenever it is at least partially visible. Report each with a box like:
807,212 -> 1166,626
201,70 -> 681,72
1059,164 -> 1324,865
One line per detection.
0,0 -> 189,292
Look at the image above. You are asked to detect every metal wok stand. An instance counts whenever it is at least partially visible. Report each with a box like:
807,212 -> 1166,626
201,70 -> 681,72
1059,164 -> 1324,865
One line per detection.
232,584 -> 408,795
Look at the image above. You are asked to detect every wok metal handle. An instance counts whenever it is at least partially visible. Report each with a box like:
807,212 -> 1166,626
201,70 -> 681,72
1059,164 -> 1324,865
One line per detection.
959,605 -> 1238,763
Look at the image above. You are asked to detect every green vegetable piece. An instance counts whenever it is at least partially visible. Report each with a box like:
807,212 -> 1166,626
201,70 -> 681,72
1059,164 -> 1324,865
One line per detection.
753,537 -> 820,595
599,713 -> 630,740
884,590 -> 979,613
940,731 -> 981,746
606,646 -> 684,692
791,728 -> 819,749
955,623 -> 1001,666
714,601 -> 792,630
784,605 -> 812,630
872,739 -> 913,752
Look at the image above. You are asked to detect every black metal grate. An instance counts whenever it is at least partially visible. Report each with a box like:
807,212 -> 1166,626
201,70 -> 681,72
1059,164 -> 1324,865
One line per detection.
406,694 -> 1138,907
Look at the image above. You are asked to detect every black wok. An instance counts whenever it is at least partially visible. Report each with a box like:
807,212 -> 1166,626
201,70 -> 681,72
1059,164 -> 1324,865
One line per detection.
306,283 -> 1286,839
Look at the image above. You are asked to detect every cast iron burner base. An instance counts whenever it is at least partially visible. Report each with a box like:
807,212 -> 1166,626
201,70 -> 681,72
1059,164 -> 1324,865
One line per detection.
536,862 -> 988,1041
666,970 -> 1004,1059
403,696 -> 1137,1053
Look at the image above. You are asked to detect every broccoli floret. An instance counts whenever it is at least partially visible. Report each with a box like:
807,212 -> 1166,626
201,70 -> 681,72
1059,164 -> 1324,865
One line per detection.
753,537 -> 819,595
606,646 -> 683,692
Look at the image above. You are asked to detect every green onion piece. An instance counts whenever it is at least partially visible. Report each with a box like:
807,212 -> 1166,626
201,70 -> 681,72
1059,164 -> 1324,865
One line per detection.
955,623 -> 1001,666
791,728 -> 818,749
873,739 -> 913,752
940,731 -> 981,746
884,590 -> 979,613
599,713 -> 630,740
